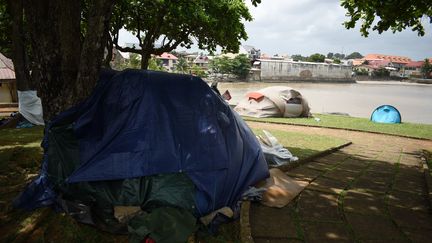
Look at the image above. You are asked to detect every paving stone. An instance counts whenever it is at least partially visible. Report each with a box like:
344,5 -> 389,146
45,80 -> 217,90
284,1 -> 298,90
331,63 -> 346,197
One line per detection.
314,157 -> 342,166
366,161 -> 396,174
250,203 -> 298,239
387,190 -> 430,212
351,178 -> 389,194
400,226 -> 432,242
392,176 -> 426,195
301,221 -> 352,242
360,171 -> 394,184
343,190 -> 387,215
285,167 -> 322,182
296,189 -> 342,221
322,168 -> 359,183
396,166 -> 423,178
308,177 -> 346,195
305,161 -> 333,172
376,152 -> 401,162
254,237 -> 303,243
336,159 -> 369,171
317,153 -> 349,164
345,213 -> 404,240
388,206 -> 432,229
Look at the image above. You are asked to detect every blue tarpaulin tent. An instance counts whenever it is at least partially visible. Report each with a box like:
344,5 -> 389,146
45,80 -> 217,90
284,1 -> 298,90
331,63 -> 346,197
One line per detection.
14,69 -> 269,239
370,105 -> 402,124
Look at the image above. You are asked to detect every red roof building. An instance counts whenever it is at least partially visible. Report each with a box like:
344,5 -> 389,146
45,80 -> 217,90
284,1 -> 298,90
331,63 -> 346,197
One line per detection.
363,54 -> 411,65
155,52 -> 178,72
405,61 -> 424,69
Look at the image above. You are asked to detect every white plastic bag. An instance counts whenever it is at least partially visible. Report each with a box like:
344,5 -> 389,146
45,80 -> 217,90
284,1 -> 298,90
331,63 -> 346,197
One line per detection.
18,90 -> 44,125
257,130 -> 298,165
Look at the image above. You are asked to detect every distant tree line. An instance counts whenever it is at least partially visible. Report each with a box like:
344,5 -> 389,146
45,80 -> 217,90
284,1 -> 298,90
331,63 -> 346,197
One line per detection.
209,54 -> 251,80
291,52 -> 363,63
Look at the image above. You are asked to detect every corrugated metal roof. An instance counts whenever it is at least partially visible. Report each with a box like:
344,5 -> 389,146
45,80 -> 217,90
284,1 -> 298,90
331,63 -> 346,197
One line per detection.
0,53 -> 15,81
0,68 -> 15,80
0,52 -> 14,70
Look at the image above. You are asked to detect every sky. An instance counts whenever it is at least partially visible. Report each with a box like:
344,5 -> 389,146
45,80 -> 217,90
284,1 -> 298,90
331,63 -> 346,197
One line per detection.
119,0 -> 432,61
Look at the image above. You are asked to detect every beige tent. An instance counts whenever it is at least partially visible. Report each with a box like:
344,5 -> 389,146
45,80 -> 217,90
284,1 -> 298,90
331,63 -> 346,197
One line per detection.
234,86 -> 310,118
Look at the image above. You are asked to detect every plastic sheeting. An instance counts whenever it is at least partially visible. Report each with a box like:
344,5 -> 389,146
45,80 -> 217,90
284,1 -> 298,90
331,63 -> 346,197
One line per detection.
14,69 -> 269,220
257,130 -> 298,165
234,86 -> 310,118
18,90 -> 44,125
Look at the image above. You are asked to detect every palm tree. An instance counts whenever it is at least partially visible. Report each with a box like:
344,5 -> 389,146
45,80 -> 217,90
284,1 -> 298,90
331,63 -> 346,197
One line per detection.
175,57 -> 189,74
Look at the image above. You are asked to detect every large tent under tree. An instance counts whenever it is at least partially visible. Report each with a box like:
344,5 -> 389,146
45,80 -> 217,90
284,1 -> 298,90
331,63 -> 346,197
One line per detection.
14,70 -> 269,242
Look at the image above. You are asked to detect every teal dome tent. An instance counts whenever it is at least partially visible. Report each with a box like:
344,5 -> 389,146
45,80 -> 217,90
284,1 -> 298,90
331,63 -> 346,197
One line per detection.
370,105 -> 401,124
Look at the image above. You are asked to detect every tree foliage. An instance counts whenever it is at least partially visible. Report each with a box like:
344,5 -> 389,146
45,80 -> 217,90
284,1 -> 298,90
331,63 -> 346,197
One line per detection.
333,53 -> 345,60
210,56 -> 232,75
307,53 -> 325,63
372,67 -> 390,77
111,0 -> 253,69
210,54 -> 251,79
341,0 -> 432,37
230,54 -> 251,79
175,57 -> 189,74
421,59 -> 432,78
118,53 -> 141,69
0,3 -> 11,57
345,52 -> 363,59
148,58 -> 165,71
190,65 -> 207,78
291,54 -> 307,62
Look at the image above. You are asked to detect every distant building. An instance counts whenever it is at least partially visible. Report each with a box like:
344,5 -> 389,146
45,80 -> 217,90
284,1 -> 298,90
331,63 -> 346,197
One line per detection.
363,54 -> 411,67
404,61 -> 424,78
219,44 -> 260,60
242,45 -> 261,60
185,53 -> 198,65
353,54 -> 413,77
0,53 -> 17,103
155,52 -> 178,72
193,54 -> 211,70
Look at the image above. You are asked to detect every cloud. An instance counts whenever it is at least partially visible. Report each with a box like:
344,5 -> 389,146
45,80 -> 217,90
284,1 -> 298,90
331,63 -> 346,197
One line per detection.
244,0 -> 432,60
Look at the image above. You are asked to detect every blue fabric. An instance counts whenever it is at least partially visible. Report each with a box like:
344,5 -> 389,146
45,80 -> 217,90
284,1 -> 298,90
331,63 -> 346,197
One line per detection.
370,105 -> 402,124
14,69 -> 269,215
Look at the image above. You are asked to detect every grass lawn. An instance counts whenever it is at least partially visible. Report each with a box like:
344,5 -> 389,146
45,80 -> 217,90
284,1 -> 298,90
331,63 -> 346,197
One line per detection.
252,127 -> 349,160
244,114 -> 432,140
0,124 -> 348,242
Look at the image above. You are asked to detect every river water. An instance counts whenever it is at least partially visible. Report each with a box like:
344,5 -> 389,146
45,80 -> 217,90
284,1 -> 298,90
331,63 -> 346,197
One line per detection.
218,81 -> 432,124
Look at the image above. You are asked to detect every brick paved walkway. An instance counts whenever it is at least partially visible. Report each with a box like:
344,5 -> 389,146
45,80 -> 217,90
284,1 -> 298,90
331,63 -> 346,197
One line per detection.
247,122 -> 432,243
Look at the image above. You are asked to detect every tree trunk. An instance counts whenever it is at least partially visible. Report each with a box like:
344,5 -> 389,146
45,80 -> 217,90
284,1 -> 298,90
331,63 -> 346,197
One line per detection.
74,0 -> 114,105
141,51 -> 151,70
7,0 -> 32,91
9,0 -> 115,121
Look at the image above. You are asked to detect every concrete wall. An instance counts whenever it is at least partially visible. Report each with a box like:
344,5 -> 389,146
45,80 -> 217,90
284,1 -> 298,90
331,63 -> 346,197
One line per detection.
258,60 -> 354,82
